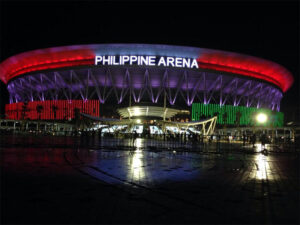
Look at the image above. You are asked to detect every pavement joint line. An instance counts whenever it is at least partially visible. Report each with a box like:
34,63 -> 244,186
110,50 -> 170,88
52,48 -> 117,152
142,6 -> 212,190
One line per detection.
68,150 -> 224,215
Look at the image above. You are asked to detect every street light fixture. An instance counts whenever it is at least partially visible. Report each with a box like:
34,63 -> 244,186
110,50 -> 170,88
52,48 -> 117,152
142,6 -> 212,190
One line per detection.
256,113 -> 268,124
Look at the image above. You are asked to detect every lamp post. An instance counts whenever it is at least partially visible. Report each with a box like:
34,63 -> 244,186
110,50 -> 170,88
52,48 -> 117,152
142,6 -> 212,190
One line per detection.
256,113 -> 268,124
256,112 -> 268,137
256,112 -> 269,151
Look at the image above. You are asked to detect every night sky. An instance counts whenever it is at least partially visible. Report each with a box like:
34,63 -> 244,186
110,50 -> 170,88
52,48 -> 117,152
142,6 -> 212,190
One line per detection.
0,1 -> 299,121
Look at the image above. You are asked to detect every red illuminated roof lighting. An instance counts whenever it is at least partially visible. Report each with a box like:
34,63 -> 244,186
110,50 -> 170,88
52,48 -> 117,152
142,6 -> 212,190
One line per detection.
0,44 -> 294,92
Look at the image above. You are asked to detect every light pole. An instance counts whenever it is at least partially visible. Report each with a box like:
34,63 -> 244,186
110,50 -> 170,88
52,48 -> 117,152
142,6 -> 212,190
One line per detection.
256,112 -> 268,137
256,113 -> 268,124
256,112 -> 269,151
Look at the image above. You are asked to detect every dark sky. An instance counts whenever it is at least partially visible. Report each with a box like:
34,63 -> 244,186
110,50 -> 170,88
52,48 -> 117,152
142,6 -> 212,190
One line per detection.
0,0 -> 299,120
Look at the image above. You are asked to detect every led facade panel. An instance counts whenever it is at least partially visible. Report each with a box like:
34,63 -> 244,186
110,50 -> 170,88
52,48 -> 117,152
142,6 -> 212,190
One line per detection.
192,103 -> 284,127
5,100 -> 99,120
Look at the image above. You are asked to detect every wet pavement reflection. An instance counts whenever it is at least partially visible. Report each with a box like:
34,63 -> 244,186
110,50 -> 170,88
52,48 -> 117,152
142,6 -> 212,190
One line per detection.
1,136 -> 299,224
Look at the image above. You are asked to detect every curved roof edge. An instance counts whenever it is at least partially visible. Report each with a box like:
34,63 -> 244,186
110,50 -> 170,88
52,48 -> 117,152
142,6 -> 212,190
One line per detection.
0,43 -> 294,92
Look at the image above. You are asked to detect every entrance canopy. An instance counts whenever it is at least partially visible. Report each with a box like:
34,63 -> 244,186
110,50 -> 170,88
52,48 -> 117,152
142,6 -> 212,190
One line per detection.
81,112 -> 217,135
117,106 -> 189,119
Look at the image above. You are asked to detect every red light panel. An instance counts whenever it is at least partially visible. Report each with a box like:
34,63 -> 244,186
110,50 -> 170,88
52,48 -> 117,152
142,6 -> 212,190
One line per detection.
5,100 -> 100,120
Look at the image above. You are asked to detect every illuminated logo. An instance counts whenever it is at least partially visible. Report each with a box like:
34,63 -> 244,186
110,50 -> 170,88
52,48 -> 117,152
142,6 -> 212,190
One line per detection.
95,55 -> 199,69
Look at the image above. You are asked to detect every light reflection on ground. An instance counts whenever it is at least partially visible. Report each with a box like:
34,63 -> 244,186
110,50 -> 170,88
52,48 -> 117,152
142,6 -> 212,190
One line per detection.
129,149 -> 145,182
1,136 -> 299,224
254,154 -> 268,180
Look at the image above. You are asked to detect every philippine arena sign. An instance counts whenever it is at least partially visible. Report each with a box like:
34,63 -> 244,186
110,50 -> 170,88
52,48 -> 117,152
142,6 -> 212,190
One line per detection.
95,55 -> 199,69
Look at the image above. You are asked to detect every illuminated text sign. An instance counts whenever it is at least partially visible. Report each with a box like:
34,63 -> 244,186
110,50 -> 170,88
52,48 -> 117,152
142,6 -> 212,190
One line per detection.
95,55 -> 199,69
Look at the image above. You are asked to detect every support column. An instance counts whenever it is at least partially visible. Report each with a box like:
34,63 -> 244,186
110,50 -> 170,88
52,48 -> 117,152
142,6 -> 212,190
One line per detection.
163,90 -> 166,121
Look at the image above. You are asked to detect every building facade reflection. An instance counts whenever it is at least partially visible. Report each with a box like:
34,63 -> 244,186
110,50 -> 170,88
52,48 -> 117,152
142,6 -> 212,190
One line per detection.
128,138 -> 146,182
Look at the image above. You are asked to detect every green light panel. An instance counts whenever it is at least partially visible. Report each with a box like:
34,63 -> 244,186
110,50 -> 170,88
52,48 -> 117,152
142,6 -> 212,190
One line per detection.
192,103 -> 284,127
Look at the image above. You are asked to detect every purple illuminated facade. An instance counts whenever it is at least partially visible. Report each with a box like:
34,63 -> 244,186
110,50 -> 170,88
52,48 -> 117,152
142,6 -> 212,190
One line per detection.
7,67 -> 283,111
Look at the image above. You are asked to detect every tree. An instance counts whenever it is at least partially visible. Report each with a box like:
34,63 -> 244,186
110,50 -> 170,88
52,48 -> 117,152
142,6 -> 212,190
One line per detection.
21,101 -> 28,120
74,108 -> 80,121
52,105 -> 58,120
74,108 -> 81,131
51,105 -> 58,132
213,112 -> 219,117
222,112 -> 228,125
235,111 -> 242,127
36,105 -> 44,120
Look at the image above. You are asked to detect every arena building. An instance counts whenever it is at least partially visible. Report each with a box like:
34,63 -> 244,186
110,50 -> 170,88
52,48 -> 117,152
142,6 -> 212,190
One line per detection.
0,44 -> 294,129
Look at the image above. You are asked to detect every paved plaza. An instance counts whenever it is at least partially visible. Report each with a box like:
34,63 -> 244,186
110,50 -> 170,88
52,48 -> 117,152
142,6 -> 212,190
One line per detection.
1,136 -> 299,224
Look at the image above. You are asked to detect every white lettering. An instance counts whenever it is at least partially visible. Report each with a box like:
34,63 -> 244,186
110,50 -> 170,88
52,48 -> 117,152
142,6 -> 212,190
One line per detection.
175,57 -> 183,67
140,56 -> 148,65
95,55 -> 197,69
191,59 -> 199,69
102,56 -> 110,65
167,57 -> 175,67
183,58 -> 190,68
130,56 -> 138,65
123,56 -> 130,64
113,56 -> 119,65
157,57 -> 166,67
148,56 -> 156,66
95,56 -> 102,65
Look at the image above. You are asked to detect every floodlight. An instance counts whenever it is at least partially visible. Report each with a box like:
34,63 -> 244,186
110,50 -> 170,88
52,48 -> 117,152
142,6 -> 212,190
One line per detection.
256,113 -> 268,123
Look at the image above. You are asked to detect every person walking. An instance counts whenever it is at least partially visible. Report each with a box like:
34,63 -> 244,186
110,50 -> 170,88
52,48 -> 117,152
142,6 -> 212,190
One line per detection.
251,133 -> 256,148
217,134 -> 221,152
243,133 -> 246,146
261,134 -> 267,150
